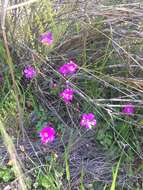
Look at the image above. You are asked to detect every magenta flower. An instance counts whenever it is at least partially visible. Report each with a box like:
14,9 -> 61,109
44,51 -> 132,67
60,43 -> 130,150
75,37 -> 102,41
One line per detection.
39,125 -> 56,144
59,60 -> 78,76
23,66 -> 36,79
80,113 -> 97,129
60,88 -> 74,103
39,32 -> 53,45
122,103 -> 135,115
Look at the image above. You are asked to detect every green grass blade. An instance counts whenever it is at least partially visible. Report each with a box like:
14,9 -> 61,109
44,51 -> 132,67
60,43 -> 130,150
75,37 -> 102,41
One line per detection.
110,157 -> 121,190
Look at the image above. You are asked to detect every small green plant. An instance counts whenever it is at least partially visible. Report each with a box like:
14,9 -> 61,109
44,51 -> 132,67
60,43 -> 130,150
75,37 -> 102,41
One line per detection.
35,153 -> 63,190
37,173 -> 60,190
96,128 -> 114,149
0,166 -> 15,183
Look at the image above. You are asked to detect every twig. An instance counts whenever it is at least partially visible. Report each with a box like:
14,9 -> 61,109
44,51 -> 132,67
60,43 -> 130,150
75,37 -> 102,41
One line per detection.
6,0 -> 40,11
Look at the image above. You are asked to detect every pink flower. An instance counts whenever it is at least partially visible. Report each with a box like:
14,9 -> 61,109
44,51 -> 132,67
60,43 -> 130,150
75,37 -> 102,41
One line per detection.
60,88 -> 74,103
80,113 -> 97,129
59,61 -> 78,76
122,103 -> 135,115
39,125 -> 56,144
39,32 -> 53,45
23,66 -> 36,79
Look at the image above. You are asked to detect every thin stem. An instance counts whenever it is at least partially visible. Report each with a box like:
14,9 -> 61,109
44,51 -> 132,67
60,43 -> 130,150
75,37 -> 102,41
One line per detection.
1,0 -> 24,135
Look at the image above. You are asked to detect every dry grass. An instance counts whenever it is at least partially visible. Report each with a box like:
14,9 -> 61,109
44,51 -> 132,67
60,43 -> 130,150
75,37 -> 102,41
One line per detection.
1,0 -> 143,189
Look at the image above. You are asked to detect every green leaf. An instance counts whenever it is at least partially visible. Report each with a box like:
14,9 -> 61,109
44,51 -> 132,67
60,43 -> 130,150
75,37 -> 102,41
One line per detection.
110,157 -> 121,190
40,175 -> 50,189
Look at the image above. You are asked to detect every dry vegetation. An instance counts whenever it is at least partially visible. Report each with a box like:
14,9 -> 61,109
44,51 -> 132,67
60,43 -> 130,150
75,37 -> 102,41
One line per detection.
0,0 -> 143,189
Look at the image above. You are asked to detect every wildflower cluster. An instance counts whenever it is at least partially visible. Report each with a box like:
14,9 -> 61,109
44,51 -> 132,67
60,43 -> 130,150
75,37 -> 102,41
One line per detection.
80,113 -> 97,129
39,124 -> 55,144
59,60 -> 78,76
21,31 -> 135,144
39,32 -> 53,45
122,103 -> 135,115
58,60 -> 78,104
23,66 -> 36,79
60,88 -> 74,104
